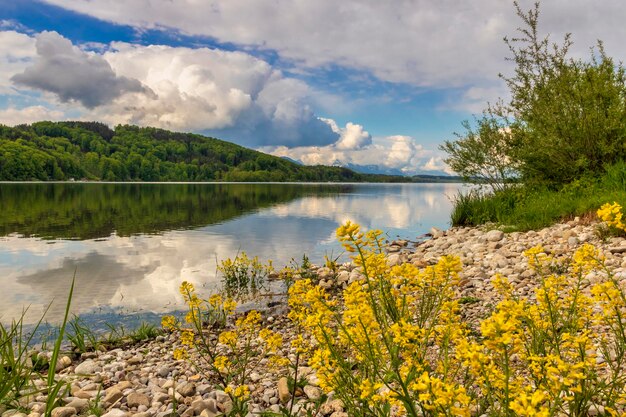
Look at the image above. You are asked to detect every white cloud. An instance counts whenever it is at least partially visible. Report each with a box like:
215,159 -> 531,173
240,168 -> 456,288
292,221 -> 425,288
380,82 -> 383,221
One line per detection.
321,118 -> 372,150
12,31 -> 147,108
0,106 -> 65,126
0,31 -> 36,94
40,0 -> 626,91
1,31 -> 340,147
263,122 -> 453,175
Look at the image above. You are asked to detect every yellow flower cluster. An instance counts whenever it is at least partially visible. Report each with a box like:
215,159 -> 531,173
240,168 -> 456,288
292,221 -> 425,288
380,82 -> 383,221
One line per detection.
598,202 -> 626,231
287,221 -> 626,417
160,279 -> 289,415
162,215 -> 626,416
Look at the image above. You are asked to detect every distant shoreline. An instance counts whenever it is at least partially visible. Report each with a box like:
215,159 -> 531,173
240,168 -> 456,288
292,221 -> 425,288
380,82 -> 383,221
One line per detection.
0,179 -> 465,185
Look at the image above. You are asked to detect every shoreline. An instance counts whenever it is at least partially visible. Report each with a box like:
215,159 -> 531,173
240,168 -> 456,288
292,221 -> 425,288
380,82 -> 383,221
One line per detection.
5,217 -> 626,417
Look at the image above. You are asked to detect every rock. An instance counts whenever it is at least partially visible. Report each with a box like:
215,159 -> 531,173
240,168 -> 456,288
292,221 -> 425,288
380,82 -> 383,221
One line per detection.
176,382 -> 196,397
101,410 -> 128,417
191,399 -> 219,416
303,385 -> 321,401
485,230 -> 504,242
387,254 -> 401,266
50,407 -> 76,417
103,388 -> 124,406
156,366 -> 171,377
55,356 -> 72,372
588,404 -> 605,417
73,390 -> 97,400
64,399 -> 88,413
199,410 -> 218,417
114,381 -> 132,391
156,412 -> 178,417
127,393 -> 150,409
320,399 -> 344,415
430,227 -> 444,238
74,360 -> 101,375
277,377 -> 291,404
127,354 -> 143,365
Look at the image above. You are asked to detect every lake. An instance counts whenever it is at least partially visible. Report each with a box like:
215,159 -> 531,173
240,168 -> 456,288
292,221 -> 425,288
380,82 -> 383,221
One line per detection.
0,182 -> 462,326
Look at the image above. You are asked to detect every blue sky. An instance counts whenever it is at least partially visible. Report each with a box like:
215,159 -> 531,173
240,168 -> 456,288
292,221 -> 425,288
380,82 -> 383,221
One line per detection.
1,0 -> 625,175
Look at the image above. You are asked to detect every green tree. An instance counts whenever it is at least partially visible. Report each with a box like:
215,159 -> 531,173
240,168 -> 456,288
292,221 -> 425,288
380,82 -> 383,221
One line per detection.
442,1 -> 626,188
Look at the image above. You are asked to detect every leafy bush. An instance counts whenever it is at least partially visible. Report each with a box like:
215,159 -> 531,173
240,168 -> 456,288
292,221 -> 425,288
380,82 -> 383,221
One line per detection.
442,1 -> 626,188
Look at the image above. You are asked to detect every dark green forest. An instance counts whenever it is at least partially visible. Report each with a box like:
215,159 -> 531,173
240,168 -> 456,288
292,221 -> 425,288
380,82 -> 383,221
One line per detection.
0,121 -> 411,182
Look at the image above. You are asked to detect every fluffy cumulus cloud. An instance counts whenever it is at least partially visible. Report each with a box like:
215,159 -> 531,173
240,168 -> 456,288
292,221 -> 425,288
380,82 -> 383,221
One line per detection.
11,31 -> 147,108
1,31 -> 339,147
263,123 -> 453,175
0,31 -> 36,94
321,118 -> 372,150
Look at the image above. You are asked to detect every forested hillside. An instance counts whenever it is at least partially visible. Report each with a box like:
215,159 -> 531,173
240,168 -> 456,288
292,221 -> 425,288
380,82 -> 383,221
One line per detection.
0,121 -> 406,182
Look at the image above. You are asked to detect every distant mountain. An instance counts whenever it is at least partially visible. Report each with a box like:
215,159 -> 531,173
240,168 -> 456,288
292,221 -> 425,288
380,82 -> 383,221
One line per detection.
0,121 -> 410,182
280,156 -> 303,165
334,162 -> 453,178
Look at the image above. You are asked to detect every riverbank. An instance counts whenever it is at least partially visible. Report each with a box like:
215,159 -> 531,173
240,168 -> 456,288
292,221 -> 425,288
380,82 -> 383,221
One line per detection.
5,217 -> 626,417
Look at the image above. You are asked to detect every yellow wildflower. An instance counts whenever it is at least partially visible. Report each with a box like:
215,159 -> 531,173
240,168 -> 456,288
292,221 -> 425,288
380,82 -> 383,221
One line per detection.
173,348 -> 188,360
161,315 -> 177,330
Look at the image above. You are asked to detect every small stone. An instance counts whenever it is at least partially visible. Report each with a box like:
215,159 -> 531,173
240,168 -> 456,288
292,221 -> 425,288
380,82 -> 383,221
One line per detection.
103,388 -> 124,406
387,254 -> 401,266
101,409 -> 128,417
588,404 -> 605,417
55,356 -> 72,372
64,399 -> 88,413
74,360 -> 101,375
156,366 -> 171,378
199,410 -> 217,417
127,393 -> 150,409
277,377 -> 291,404
303,385 -> 321,401
176,382 -> 196,397
190,399 -> 218,416
50,407 -> 76,417
320,399 -> 344,415
127,354 -> 143,365
485,230 -> 504,242
114,381 -> 133,391
430,227 -> 444,238
73,390 -> 97,400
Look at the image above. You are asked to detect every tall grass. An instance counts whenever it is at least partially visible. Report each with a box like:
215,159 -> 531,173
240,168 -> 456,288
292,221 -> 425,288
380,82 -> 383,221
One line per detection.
451,161 -> 626,230
0,277 -> 74,415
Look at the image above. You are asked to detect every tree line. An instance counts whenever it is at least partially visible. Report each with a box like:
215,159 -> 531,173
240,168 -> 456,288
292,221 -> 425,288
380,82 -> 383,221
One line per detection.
0,121 -> 408,182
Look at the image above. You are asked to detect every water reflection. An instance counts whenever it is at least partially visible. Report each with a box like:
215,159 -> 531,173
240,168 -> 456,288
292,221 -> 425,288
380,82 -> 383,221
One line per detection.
0,183 -> 462,324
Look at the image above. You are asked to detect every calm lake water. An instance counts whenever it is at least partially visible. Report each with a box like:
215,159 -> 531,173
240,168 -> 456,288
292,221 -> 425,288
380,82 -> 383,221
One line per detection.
0,182 -> 462,325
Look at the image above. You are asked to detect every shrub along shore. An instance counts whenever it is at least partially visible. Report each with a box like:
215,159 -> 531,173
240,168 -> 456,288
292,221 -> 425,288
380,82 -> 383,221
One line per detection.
3,212 -> 626,417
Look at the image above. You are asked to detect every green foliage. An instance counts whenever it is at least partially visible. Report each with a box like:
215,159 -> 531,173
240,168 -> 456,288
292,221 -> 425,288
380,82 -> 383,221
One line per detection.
67,315 -> 100,354
218,252 -> 272,300
450,162 -> 626,231
128,322 -> 160,343
0,311 -> 40,409
441,113 -> 517,191
442,1 -> 626,188
0,121 -> 409,183
44,276 -> 75,417
86,388 -> 104,417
